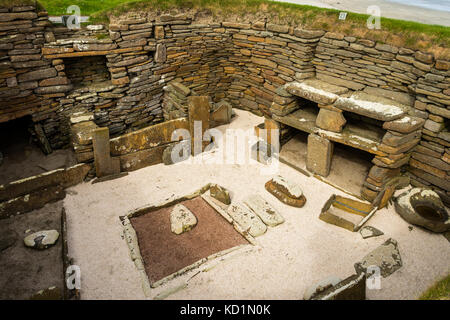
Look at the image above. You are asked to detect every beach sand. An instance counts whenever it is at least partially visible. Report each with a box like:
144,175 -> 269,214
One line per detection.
273,0 -> 450,26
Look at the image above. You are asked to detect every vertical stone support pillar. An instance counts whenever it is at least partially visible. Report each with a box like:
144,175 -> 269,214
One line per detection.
315,105 -> 346,133
307,133 -> 333,177
264,117 -> 280,154
188,96 -> 210,156
92,127 -> 120,177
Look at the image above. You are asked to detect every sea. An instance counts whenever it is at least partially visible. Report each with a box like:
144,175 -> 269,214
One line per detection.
387,0 -> 450,12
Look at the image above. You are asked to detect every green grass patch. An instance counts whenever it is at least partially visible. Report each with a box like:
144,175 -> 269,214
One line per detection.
420,274 -> 450,300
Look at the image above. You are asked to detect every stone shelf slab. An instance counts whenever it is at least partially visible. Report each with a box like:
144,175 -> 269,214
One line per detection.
272,107 -> 317,134
335,92 -> 407,121
286,79 -> 348,105
273,108 -> 386,156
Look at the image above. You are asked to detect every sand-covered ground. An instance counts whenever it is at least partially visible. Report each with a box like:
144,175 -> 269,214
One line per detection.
273,0 -> 450,26
64,109 -> 450,300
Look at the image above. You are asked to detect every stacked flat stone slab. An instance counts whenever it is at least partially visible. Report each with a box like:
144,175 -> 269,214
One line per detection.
70,111 -> 98,163
410,59 -> 450,204
0,5 -> 56,126
163,81 -> 193,120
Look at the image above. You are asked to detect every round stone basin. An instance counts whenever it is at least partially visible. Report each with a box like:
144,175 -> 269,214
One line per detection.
411,200 -> 447,222
394,188 -> 450,233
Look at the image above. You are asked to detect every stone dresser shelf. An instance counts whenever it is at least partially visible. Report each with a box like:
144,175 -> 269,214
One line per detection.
273,108 -> 386,156
269,78 -> 424,202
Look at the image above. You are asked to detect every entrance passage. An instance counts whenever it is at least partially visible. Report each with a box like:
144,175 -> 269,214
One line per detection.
0,116 -> 76,185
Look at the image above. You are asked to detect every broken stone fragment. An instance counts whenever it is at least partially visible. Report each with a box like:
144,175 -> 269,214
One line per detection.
303,276 -> 341,300
354,238 -> 402,278
306,133 -> 333,177
243,194 -> 285,227
210,184 -> 231,205
360,226 -> 384,239
315,108 -> 346,133
30,286 -> 61,300
170,204 -> 197,235
24,230 -> 59,250
210,100 -> 232,126
311,273 -> 366,300
227,203 -> 267,237
265,175 -> 306,208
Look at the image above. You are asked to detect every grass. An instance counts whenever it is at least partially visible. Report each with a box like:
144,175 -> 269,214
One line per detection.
2,0 -> 449,58
420,274 -> 450,300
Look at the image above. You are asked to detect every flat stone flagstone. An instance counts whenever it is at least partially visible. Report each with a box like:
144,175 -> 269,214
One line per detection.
227,203 -> 267,237
355,238 -> 402,278
170,204 -> 198,235
383,116 -> 425,133
243,194 -> 285,227
360,226 -> 384,239
286,79 -> 348,105
335,92 -> 407,121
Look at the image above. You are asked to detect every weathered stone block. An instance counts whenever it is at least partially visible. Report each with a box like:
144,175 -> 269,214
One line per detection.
155,43 -> 167,63
155,25 -> 165,39
92,127 -> 120,178
315,108 -> 346,133
307,134 -> 333,177
188,96 -> 210,155
71,121 -> 98,146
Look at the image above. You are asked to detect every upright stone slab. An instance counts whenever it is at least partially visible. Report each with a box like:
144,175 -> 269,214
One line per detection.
188,96 -> 211,156
264,118 -> 280,153
92,127 -> 120,178
154,43 -> 167,63
307,133 -> 333,177
210,100 -> 232,127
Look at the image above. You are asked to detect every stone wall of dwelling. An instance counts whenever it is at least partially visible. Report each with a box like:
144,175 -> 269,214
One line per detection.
0,4 -> 449,200
0,5 -> 53,124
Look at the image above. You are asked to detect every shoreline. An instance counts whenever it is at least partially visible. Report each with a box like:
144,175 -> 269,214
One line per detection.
273,0 -> 450,27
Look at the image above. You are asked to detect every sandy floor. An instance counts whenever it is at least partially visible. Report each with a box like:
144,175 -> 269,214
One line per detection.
273,0 -> 450,26
64,109 -> 450,300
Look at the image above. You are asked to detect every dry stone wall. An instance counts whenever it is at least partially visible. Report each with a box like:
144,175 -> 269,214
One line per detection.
0,3 -> 449,202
